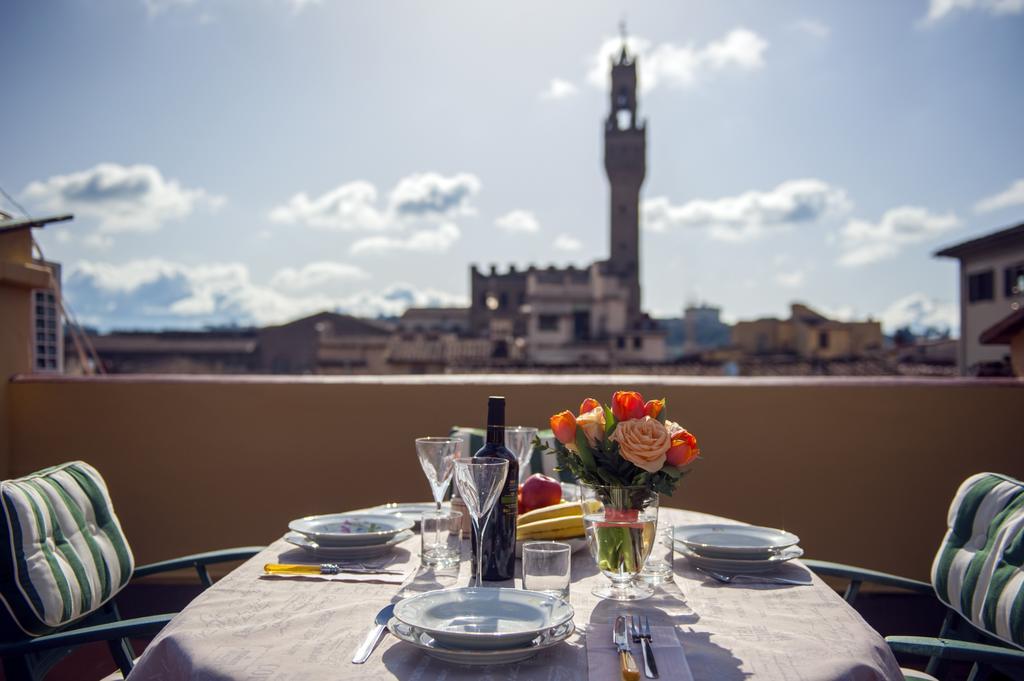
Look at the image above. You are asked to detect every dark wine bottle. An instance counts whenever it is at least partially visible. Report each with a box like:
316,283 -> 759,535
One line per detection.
471,395 -> 518,581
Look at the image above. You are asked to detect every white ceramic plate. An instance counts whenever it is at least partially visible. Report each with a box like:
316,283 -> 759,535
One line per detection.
288,513 -> 414,547
367,502 -> 444,528
387,618 -> 574,665
515,536 -> 587,558
673,524 -> 800,559
393,587 -> 574,651
676,542 -> 804,573
284,530 -> 413,559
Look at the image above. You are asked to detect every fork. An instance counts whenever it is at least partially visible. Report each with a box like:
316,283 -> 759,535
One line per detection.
631,615 -> 658,679
696,566 -> 810,586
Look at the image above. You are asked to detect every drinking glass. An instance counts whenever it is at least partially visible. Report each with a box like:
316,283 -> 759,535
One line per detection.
580,482 -> 659,601
454,457 -> 509,587
420,509 -> 462,568
504,426 -> 538,484
415,437 -> 460,511
522,541 -> 571,600
639,523 -> 675,585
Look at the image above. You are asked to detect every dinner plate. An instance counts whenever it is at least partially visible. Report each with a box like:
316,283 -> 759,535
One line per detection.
284,530 -> 413,559
673,523 -> 800,559
367,502 -> 444,528
392,587 -> 575,650
676,542 -> 804,573
387,618 -> 574,665
288,513 -> 414,547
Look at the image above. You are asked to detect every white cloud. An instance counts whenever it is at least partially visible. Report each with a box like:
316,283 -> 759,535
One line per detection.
975,178 -> 1024,213
775,270 -> 805,288
66,258 -> 465,329
553,234 -> 582,251
349,223 -> 460,255
880,293 -> 958,335
540,78 -> 578,100
792,19 -> 831,39
643,179 -> 850,242
22,163 -> 223,234
269,262 -> 369,291
269,172 -> 480,232
495,210 -> 540,234
923,0 -> 1024,24
142,0 -> 196,15
837,206 -> 960,267
587,28 -> 768,92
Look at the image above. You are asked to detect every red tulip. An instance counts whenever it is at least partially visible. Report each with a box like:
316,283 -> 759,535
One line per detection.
644,399 -> 665,419
666,428 -> 699,467
549,411 -> 577,445
579,398 -> 601,415
611,391 -> 646,422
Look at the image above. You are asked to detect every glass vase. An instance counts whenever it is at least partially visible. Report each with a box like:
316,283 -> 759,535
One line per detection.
579,482 -> 659,601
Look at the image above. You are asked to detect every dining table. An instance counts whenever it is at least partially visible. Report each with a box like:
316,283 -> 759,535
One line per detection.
126,507 -> 904,680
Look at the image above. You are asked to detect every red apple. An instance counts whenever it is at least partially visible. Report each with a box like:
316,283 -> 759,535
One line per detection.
519,474 -> 562,514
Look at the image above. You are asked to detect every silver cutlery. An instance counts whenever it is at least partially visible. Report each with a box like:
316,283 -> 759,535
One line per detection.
614,615 -> 640,681
631,615 -> 658,679
696,566 -> 811,586
352,603 -> 396,664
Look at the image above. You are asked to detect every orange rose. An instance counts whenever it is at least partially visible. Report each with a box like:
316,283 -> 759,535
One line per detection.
644,399 -> 665,419
575,406 -> 605,447
665,420 -> 699,467
610,416 -> 670,473
611,391 -> 646,422
579,397 -> 601,415
549,411 -> 577,446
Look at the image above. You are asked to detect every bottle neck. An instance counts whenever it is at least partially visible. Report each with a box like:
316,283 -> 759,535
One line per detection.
485,396 -> 505,446
486,425 -> 505,446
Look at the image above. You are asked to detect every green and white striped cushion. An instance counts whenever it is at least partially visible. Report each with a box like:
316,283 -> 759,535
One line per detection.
0,461 -> 134,637
930,472 -> 1024,649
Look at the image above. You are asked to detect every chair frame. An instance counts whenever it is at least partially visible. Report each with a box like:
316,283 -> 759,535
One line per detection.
0,547 -> 263,681
803,559 -> 1024,680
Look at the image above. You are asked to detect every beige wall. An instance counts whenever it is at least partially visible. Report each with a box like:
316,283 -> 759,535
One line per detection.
7,375 -> 1024,583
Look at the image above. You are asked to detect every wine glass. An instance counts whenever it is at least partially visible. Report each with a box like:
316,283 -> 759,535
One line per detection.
504,426 -> 538,484
415,437 -> 460,511
454,457 -> 509,587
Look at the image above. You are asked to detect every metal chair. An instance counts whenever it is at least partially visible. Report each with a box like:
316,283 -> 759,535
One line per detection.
0,461 -> 263,680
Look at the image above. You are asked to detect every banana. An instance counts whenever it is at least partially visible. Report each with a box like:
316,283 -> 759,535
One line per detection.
517,501 -> 582,527
516,515 -> 586,540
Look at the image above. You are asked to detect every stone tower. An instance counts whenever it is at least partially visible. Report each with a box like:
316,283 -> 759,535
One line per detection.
603,41 -> 646,323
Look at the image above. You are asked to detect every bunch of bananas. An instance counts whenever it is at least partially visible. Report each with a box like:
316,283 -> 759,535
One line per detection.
516,501 -> 585,540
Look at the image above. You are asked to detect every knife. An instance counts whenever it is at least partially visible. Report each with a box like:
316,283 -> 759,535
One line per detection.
263,563 -> 404,576
352,603 -> 396,664
614,616 -> 640,681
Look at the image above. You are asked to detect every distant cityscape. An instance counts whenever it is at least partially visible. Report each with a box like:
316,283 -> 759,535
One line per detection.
6,38 -> 1024,379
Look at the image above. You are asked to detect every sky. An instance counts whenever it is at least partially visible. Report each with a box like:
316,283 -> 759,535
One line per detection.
2,0 -> 1023,334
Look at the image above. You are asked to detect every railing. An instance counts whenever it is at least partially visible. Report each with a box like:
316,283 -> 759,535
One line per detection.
7,374 -> 1024,581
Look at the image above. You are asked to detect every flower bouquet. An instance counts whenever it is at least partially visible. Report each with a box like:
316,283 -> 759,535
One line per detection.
541,391 -> 700,600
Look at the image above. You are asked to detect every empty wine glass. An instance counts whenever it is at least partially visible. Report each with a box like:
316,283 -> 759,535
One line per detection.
415,437 -> 460,511
454,457 -> 509,587
505,426 -> 538,484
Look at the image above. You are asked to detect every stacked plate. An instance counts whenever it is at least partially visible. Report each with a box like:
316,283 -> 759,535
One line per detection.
673,523 -> 803,574
285,512 -> 414,560
387,587 -> 575,665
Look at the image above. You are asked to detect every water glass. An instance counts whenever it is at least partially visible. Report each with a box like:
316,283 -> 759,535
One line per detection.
522,541 -> 571,600
640,525 -> 675,585
420,509 -> 462,568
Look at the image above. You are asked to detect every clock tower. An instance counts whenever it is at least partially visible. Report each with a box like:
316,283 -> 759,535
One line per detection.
603,39 -> 646,323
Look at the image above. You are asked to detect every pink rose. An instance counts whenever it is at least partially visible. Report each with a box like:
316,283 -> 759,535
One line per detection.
575,406 -> 606,447
610,416 -> 671,473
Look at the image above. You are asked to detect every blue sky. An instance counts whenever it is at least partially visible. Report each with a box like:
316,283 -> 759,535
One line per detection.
2,0 -> 1023,333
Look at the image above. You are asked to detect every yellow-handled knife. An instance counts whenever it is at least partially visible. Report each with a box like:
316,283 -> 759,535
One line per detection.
614,615 -> 640,681
263,563 -> 404,576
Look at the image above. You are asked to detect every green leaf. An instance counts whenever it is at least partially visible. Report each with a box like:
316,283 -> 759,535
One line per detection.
656,398 -> 668,424
574,429 -> 599,473
661,465 -> 683,479
603,405 -> 617,438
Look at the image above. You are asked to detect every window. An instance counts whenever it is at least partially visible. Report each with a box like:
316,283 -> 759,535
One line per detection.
617,336 -> 625,349
968,270 -> 995,303
818,331 -> 829,349
633,337 -> 643,350
538,315 -> 559,332
499,292 -> 508,309
1005,263 -> 1024,298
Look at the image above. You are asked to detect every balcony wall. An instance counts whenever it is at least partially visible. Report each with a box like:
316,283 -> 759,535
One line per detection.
7,374 -> 1024,582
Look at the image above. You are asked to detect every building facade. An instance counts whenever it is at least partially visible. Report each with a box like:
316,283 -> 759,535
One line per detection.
936,222 -> 1024,374
732,304 -> 883,360
465,41 -> 665,366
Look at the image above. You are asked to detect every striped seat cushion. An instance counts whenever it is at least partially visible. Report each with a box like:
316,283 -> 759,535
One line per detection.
931,472 -> 1024,649
0,461 -> 134,637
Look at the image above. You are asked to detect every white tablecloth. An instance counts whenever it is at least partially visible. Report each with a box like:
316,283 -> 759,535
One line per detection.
127,508 -> 903,680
